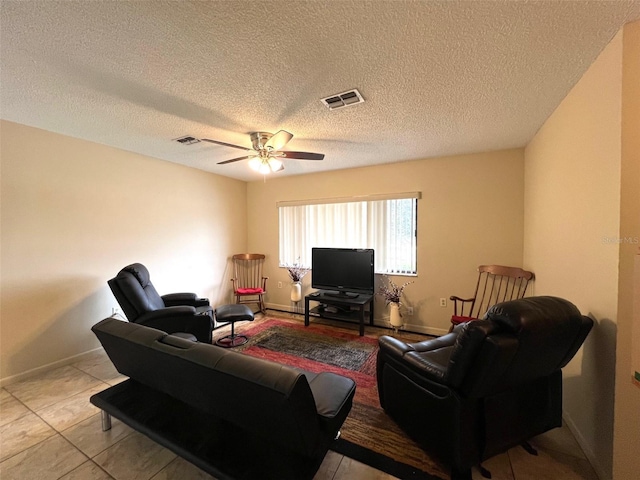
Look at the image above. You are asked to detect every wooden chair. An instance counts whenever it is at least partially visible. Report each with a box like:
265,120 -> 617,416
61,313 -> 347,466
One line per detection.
449,264 -> 534,332
231,254 -> 268,314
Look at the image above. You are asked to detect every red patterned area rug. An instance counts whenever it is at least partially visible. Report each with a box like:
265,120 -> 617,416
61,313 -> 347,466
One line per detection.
232,316 -> 449,480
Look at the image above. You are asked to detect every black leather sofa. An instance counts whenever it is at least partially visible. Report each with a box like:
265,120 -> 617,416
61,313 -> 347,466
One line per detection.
90,317 -> 356,480
377,296 -> 593,479
108,263 -> 214,343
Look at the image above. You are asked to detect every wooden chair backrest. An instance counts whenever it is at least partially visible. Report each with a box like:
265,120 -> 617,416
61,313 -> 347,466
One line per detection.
469,265 -> 535,318
232,254 -> 266,291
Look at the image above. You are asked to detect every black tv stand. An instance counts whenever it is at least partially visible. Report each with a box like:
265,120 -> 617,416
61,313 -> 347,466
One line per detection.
305,290 -> 374,336
323,291 -> 359,299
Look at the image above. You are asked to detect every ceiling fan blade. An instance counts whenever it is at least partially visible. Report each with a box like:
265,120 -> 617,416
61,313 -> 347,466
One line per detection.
280,151 -> 325,160
217,155 -> 254,165
201,138 -> 252,151
265,130 -> 293,151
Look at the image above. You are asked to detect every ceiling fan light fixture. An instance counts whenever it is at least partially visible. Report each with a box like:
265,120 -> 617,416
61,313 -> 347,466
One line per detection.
268,158 -> 283,172
203,130 -> 324,172
257,161 -> 272,175
248,155 -> 283,174
248,157 -> 263,172
249,156 -> 281,174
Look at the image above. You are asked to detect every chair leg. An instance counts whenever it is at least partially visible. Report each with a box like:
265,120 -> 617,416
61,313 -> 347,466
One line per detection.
451,468 -> 472,480
259,294 -> 266,314
478,464 -> 492,478
215,321 -> 249,348
521,441 -> 538,456
101,411 -> 112,431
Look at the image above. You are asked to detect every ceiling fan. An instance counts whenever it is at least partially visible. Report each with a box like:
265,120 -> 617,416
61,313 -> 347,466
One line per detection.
200,130 -> 324,174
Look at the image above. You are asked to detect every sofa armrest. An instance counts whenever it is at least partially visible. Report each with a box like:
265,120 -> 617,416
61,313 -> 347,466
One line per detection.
379,332 -> 457,357
136,307 -> 213,343
379,335 -> 457,384
412,332 -> 458,352
307,372 -> 356,440
378,335 -> 414,357
162,293 -> 210,307
139,306 -> 197,320
307,372 -> 356,419
446,319 -> 497,387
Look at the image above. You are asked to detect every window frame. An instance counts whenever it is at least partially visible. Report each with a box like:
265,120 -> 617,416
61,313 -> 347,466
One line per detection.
277,192 -> 420,276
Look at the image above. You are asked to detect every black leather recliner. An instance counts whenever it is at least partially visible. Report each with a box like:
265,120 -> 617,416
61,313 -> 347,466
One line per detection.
377,296 -> 593,479
107,263 -> 213,343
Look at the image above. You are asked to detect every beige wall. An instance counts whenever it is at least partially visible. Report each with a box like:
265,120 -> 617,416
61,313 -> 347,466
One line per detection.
524,32 -> 623,478
0,120 -> 247,383
614,20 -> 640,480
247,149 -> 525,334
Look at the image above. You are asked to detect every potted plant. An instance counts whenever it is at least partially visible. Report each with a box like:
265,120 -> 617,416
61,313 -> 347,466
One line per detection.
284,260 -> 309,302
378,275 -> 413,331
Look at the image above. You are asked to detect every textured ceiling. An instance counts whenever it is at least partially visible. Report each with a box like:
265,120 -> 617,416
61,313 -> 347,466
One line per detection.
1,1 -> 639,181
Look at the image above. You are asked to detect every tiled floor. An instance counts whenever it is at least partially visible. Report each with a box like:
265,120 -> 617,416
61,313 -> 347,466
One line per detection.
0,337 -> 598,480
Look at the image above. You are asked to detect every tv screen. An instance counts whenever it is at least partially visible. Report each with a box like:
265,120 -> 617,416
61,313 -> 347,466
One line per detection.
311,248 -> 375,296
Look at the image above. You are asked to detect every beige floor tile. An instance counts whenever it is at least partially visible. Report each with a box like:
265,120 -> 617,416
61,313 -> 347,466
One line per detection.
472,452 -> 514,480
62,413 -> 134,458
0,433 -> 87,480
73,351 -> 127,384
4,365 -> 104,411
0,412 -> 55,461
59,460 -> 115,480
150,456 -> 217,479
36,384 -> 106,432
0,388 -> 30,427
314,450 -> 344,479
509,444 -> 598,480
93,431 -> 176,480
530,422 -> 587,460
332,456 -> 400,480
72,349 -> 110,368
105,374 -> 129,386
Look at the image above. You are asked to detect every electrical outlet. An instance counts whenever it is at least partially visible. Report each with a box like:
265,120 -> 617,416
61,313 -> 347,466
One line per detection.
278,281 -> 283,289
111,307 -> 120,316
439,298 -> 447,307
407,306 -> 414,316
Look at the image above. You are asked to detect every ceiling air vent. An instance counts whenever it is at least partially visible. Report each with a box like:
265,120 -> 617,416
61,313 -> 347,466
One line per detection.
174,135 -> 200,145
320,89 -> 365,110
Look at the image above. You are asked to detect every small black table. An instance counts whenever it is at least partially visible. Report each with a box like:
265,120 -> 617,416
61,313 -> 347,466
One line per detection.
304,290 -> 374,336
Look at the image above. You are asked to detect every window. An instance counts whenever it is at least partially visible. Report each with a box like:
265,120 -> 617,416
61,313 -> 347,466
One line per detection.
278,192 -> 419,275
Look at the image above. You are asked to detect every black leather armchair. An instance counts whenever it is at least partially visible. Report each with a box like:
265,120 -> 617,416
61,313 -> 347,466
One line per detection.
108,263 -> 213,343
377,296 -> 593,479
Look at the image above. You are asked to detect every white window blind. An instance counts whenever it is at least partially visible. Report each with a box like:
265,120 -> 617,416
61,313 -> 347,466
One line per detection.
278,193 -> 419,274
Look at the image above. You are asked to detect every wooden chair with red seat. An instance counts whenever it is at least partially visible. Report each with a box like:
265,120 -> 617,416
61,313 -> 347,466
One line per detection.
231,253 -> 268,314
449,264 -> 534,332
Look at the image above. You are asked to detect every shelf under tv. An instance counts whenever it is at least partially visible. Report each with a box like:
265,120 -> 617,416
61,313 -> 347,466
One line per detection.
304,290 -> 374,336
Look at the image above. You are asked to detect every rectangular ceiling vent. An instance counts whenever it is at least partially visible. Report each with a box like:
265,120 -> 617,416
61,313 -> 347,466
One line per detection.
174,135 -> 200,145
320,89 -> 365,110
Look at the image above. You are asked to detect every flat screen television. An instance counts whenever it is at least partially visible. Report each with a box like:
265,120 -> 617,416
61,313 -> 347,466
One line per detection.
311,248 -> 375,297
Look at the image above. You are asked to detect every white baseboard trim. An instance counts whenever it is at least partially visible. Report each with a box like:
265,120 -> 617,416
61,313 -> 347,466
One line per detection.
0,346 -> 105,388
399,321 -> 448,336
264,302 -> 444,337
562,409 -> 609,480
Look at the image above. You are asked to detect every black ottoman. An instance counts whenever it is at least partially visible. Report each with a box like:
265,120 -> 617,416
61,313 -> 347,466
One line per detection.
214,304 -> 255,347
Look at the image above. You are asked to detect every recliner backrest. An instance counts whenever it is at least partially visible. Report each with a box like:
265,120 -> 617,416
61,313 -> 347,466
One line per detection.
107,263 -> 165,321
448,296 -> 593,397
